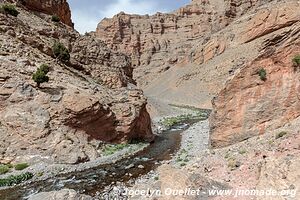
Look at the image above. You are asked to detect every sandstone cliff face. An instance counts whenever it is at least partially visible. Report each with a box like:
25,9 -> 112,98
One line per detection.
210,1 -> 300,147
95,0 -> 289,109
0,0 -> 73,27
96,0 -> 227,68
95,0 -> 271,68
0,3 -> 153,164
22,0 -> 73,27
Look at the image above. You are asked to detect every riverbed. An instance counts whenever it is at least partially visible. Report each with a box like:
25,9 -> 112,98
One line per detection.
0,116 -> 206,200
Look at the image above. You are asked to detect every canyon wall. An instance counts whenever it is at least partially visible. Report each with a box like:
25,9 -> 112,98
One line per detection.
210,2 -> 300,147
96,0 -> 300,147
0,1 -> 153,164
95,0 -> 287,108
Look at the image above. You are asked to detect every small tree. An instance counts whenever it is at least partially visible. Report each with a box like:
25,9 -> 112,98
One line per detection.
52,42 -> 70,62
51,15 -> 60,22
258,68 -> 267,81
32,64 -> 50,88
39,64 -> 50,73
292,55 -> 300,67
1,4 -> 19,17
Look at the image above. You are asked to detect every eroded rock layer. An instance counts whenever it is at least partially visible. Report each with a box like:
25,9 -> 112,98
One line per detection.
210,22 -> 300,147
96,0 -> 300,147
0,2 -> 153,164
0,0 -> 73,27
96,0 -> 297,109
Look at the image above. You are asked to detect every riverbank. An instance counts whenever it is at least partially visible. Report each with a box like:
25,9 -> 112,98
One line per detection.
0,101 -> 211,200
120,116 -> 300,200
0,142 -> 149,198
98,118 -> 211,199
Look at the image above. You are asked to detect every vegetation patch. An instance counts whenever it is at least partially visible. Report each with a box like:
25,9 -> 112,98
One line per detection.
51,15 -> 60,22
103,143 -> 129,156
258,68 -> 267,81
14,163 -> 29,171
0,165 -> 9,175
292,55 -> 300,67
176,149 -> 189,167
224,152 -> 231,159
32,64 -> 50,87
275,131 -> 287,139
238,149 -> 247,155
52,42 -> 70,62
0,172 -> 33,187
160,111 -> 209,129
1,4 -> 19,17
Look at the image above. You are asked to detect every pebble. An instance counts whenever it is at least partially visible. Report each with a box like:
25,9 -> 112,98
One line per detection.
138,165 -> 145,169
125,164 -> 134,169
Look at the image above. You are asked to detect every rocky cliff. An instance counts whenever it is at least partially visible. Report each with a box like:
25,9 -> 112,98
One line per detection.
0,1 -> 153,164
96,0 -> 272,68
0,0 -> 73,27
210,1 -> 300,147
95,0 -> 292,109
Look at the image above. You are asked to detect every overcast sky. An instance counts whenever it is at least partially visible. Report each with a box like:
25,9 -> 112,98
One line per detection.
68,0 -> 190,34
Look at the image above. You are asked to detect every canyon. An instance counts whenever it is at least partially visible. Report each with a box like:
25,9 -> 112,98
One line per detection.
0,0 -> 299,199
96,0 -> 300,146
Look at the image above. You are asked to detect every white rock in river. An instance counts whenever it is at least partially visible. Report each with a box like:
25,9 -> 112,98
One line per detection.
138,165 -> 145,169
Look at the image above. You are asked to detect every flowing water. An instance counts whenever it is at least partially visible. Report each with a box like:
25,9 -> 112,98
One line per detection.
0,119 -> 200,200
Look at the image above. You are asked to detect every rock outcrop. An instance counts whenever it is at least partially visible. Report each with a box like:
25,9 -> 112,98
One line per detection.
210,1 -> 300,147
22,0 -> 73,27
0,2 -> 153,164
0,0 -> 73,27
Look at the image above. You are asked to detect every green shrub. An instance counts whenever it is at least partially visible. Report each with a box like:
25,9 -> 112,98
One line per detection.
39,64 -> 50,74
1,4 -> 19,17
258,68 -> 267,81
14,163 -> 29,171
6,164 -> 13,169
52,42 -> 70,62
276,131 -> 287,139
292,55 -> 300,67
32,64 -> 50,88
239,149 -> 247,154
0,165 -> 9,175
103,144 -> 129,156
51,15 -> 60,22
160,111 -> 208,129
180,163 -> 186,167
0,172 -> 33,187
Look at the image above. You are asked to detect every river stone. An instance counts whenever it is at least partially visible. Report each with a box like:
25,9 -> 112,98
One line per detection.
138,165 -> 145,169
125,164 -> 134,169
28,189 -> 93,200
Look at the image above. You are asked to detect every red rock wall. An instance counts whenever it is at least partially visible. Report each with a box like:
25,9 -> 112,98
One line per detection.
0,0 -> 73,27
95,0 -> 277,69
22,0 -> 73,27
210,22 -> 300,147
